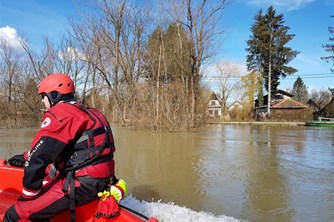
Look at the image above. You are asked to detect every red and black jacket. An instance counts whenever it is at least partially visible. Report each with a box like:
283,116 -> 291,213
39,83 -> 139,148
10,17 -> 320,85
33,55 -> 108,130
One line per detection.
22,101 -> 115,199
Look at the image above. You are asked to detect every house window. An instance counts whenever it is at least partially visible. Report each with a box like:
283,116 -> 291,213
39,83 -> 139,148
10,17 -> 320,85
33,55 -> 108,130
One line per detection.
209,110 -> 213,115
214,110 -> 219,116
211,101 -> 216,106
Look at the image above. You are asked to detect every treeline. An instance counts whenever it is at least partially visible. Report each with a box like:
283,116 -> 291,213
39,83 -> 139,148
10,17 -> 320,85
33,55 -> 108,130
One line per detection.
1,1 -> 332,130
0,0 -> 227,130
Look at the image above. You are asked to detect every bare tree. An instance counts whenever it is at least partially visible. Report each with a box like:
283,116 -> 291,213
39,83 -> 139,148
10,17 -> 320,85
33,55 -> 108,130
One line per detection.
0,0 -> 229,130
168,0 -> 227,127
92,0 -> 152,124
56,34 -> 89,101
309,88 -> 332,110
0,37 -> 40,124
20,37 -> 57,80
215,61 -> 243,114
0,39 -> 19,103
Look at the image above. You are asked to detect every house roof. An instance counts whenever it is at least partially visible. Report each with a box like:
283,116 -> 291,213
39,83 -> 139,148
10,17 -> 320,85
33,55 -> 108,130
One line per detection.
209,92 -> 219,101
307,99 -> 321,110
255,89 -> 293,104
262,89 -> 294,99
271,99 -> 309,109
228,101 -> 244,108
276,89 -> 294,97
319,97 -> 334,114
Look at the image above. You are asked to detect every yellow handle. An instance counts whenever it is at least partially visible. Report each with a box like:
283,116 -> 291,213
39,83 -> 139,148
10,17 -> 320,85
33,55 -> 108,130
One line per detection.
97,190 -> 111,201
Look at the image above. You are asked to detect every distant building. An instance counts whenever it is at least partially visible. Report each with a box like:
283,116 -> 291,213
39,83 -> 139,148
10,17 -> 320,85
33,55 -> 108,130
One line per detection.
306,99 -> 322,112
207,92 -> 222,117
228,101 -> 244,112
255,89 -> 294,108
254,89 -> 312,121
227,101 -> 245,119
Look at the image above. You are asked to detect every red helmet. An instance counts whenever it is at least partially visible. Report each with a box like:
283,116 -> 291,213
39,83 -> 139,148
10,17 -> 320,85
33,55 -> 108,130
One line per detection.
38,73 -> 75,95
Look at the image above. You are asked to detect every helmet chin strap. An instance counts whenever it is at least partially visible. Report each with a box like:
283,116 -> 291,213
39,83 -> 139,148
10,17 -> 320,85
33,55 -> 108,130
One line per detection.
45,96 -> 55,107
45,92 -> 75,107
46,92 -> 63,106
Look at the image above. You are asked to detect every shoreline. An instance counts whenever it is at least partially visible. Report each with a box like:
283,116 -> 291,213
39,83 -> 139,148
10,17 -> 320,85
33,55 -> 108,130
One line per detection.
210,121 -> 306,126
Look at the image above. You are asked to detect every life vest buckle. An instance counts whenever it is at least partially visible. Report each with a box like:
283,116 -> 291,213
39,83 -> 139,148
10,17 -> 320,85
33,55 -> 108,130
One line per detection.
70,152 -> 78,159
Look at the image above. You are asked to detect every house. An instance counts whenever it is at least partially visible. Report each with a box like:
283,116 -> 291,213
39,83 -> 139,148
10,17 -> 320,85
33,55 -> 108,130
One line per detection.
227,101 -> 245,119
207,92 -> 222,117
306,99 -> 322,112
254,89 -> 312,121
228,101 -> 244,113
255,89 -> 294,108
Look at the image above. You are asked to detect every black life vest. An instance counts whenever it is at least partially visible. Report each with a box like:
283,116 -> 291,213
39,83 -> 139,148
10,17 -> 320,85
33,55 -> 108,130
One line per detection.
59,101 -> 115,222
62,101 -> 114,172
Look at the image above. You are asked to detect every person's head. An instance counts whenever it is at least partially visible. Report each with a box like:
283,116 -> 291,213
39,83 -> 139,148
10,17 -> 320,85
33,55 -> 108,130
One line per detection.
38,73 -> 75,109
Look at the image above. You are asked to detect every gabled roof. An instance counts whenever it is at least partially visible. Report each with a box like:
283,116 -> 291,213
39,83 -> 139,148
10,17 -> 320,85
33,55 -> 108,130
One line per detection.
276,89 -> 294,97
255,89 -> 293,105
271,99 -> 309,109
209,92 -> 219,101
228,101 -> 244,109
319,97 -> 334,114
307,99 -> 321,110
262,89 -> 294,99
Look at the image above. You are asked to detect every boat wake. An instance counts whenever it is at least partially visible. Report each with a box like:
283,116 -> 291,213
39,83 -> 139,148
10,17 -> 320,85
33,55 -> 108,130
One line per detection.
121,196 -> 241,222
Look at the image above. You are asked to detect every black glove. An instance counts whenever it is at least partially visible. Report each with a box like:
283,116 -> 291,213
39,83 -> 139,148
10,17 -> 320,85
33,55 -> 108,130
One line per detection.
7,154 -> 25,167
18,195 -> 28,201
17,194 -> 36,201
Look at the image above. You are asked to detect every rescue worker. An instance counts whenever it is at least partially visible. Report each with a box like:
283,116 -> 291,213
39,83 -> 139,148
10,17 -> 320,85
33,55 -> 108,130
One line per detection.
4,73 -> 126,221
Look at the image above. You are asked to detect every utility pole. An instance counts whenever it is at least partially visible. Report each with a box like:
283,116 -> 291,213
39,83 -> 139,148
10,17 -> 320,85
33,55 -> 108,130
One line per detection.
268,59 -> 271,115
267,33 -> 272,116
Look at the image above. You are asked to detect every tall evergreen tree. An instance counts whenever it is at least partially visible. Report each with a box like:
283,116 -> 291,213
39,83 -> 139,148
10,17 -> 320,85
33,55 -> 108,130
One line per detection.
292,76 -> 308,102
144,23 -> 192,85
321,15 -> 334,73
246,6 -> 299,113
163,22 -> 193,83
144,25 -> 164,84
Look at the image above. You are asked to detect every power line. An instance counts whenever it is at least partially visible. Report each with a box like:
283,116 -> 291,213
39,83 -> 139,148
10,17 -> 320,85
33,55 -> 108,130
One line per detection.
282,75 -> 334,80
202,72 -> 334,81
291,72 -> 333,76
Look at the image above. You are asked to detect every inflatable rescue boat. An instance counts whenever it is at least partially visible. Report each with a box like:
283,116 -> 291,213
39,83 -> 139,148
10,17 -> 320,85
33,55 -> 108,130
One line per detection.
0,159 -> 158,222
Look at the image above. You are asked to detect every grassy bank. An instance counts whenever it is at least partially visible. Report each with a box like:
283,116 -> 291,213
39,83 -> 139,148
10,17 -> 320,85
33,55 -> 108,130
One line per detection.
211,121 -> 306,126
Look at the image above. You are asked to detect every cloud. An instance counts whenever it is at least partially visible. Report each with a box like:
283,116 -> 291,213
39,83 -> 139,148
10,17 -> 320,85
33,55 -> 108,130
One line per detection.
0,26 -> 24,49
247,0 -> 315,11
292,53 -> 332,74
58,47 -> 86,61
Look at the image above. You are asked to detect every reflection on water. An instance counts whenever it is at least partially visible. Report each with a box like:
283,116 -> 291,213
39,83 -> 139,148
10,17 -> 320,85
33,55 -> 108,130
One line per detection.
0,125 -> 333,222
